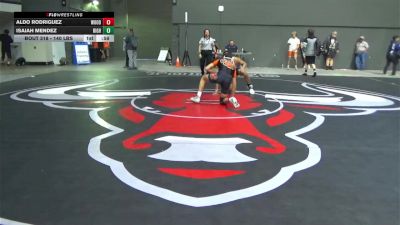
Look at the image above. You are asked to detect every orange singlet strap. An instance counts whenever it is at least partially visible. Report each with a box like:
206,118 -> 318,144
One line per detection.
211,59 -> 220,67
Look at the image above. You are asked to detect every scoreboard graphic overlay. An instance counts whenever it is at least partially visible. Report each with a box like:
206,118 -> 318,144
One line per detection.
14,12 -> 114,42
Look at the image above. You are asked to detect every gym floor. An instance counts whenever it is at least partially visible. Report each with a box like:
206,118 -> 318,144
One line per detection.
1,61 -> 399,225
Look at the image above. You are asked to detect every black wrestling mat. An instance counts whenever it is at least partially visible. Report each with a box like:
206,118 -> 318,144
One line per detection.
1,71 -> 399,225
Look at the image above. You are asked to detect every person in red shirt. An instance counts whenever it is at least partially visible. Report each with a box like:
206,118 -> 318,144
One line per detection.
103,41 -> 110,60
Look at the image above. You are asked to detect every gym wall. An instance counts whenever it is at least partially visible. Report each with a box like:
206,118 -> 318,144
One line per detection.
172,0 -> 400,69
109,0 -> 172,59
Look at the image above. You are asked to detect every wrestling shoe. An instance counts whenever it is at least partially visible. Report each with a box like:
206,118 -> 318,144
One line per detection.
248,84 -> 255,95
190,96 -> 200,103
229,97 -> 240,108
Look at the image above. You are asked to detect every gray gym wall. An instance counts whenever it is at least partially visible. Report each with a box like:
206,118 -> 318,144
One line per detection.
21,0 -> 108,12
109,0 -> 172,59
0,14 -> 14,37
172,0 -> 400,69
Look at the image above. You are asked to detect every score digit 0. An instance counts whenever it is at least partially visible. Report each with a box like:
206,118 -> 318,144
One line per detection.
103,26 -> 114,34
102,18 -> 114,26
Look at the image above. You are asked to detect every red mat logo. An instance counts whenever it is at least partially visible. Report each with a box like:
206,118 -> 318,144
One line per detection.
10,79 -> 400,207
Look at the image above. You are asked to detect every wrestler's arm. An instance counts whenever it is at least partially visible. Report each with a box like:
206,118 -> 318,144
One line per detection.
205,59 -> 219,73
234,57 -> 247,70
198,43 -> 202,58
231,75 -> 237,96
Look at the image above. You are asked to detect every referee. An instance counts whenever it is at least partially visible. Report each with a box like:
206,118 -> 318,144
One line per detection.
198,29 -> 216,75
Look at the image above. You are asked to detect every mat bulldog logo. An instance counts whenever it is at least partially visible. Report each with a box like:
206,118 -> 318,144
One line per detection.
10,80 -> 400,207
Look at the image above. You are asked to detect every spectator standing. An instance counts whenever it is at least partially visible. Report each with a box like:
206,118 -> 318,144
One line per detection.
354,36 -> 369,70
0,29 -> 13,66
125,29 -> 139,70
103,41 -> 110,60
383,35 -> 400,75
301,29 -> 320,77
322,31 -> 339,70
287,31 -> 301,70
123,36 -> 128,68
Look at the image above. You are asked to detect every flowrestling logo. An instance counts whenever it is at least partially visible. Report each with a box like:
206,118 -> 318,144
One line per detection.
9,79 -> 400,207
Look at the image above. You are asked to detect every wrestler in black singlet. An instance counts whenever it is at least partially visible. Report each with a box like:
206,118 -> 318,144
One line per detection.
208,57 -> 237,94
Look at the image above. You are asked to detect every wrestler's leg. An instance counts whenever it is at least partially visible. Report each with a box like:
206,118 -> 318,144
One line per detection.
239,68 -> 255,94
191,74 -> 210,103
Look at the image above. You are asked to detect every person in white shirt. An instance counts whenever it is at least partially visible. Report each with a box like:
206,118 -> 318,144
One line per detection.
198,29 -> 217,75
355,36 -> 369,70
287,31 -> 300,70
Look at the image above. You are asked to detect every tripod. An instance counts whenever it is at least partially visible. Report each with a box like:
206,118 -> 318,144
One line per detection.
182,21 -> 191,66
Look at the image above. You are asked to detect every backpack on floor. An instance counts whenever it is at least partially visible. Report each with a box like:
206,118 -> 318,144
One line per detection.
59,57 -> 67,65
15,57 -> 26,66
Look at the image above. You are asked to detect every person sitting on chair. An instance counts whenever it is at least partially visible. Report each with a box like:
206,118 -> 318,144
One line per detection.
224,40 -> 238,57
